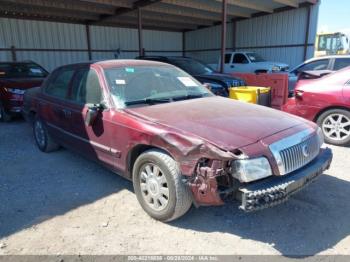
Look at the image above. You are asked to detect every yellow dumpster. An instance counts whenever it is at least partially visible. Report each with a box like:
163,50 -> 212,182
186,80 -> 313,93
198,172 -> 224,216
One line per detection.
229,86 -> 271,106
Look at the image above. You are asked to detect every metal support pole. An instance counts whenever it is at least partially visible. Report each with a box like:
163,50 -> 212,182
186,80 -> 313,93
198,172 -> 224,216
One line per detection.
220,0 -> 227,73
232,19 -> 237,52
10,45 -> 17,62
303,5 -> 311,61
138,8 -> 144,57
85,24 -> 92,61
182,31 -> 186,57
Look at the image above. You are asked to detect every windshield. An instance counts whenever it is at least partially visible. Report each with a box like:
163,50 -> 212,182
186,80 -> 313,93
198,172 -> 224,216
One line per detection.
104,65 -> 213,108
246,53 -> 266,62
0,63 -> 48,78
170,58 -> 214,75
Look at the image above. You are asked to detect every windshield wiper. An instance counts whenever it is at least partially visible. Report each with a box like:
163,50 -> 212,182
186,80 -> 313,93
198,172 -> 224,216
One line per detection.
171,93 -> 210,101
124,97 -> 171,106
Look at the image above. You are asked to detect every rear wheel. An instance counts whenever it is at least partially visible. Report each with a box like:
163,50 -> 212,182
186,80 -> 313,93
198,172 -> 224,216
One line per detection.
33,117 -> 60,152
132,149 -> 192,222
317,109 -> 350,146
0,103 -> 12,122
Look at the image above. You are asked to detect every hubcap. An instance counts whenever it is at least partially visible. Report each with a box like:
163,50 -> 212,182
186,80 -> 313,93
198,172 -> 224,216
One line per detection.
139,163 -> 169,211
34,121 -> 46,147
322,114 -> 350,141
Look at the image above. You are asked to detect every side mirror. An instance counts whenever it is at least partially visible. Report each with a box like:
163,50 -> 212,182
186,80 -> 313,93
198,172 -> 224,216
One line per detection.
84,103 -> 106,126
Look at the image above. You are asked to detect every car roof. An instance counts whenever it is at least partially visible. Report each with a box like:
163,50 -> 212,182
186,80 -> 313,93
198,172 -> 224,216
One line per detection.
304,55 -> 350,63
54,59 -> 171,70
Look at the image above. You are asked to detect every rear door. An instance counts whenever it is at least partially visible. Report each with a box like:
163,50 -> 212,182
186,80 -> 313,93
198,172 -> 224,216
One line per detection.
40,67 -> 75,144
63,67 -> 116,169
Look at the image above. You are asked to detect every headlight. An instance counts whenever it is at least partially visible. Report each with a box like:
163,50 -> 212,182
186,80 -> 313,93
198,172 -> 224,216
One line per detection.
271,66 -> 281,72
231,157 -> 272,183
4,88 -> 25,95
317,127 -> 324,147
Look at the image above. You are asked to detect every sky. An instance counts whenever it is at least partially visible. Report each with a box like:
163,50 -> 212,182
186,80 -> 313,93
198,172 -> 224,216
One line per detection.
318,0 -> 350,36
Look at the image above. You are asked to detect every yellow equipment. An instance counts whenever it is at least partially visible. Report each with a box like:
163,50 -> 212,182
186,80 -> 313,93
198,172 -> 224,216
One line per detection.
315,32 -> 349,57
229,86 -> 271,106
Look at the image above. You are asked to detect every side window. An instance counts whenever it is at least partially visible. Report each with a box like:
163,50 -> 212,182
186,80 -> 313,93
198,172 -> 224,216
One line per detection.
45,69 -> 74,99
298,59 -> 329,72
70,69 -> 102,105
334,58 -> 350,71
233,53 -> 249,64
224,54 -> 232,64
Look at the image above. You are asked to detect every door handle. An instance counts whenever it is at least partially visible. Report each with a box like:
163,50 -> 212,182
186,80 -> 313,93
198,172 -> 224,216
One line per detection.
62,109 -> 72,118
230,65 -> 235,68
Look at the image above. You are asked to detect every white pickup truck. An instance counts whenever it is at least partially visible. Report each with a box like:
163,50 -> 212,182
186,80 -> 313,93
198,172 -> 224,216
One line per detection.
209,52 -> 289,74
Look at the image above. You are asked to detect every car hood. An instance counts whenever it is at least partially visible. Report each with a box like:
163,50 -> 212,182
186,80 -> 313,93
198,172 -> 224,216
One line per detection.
0,77 -> 45,90
255,61 -> 289,67
126,96 -> 307,150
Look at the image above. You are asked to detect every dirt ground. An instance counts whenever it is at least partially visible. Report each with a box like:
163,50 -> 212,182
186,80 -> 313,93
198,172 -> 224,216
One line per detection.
1,120 -> 350,256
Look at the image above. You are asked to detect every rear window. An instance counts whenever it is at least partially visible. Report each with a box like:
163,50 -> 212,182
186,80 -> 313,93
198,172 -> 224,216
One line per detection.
334,58 -> 350,71
0,63 -> 48,78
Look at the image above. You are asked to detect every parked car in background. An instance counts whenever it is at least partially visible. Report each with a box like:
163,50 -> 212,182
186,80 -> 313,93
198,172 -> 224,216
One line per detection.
283,67 -> 350,146
209,52 -> 289,74
288,55 -> 350,95
23,59 -> 332,221
136,56 -> 245,97
0,61 -> 48,121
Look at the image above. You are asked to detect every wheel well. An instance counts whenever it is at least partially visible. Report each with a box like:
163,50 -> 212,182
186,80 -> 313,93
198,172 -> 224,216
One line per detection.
314,106 -> 350,122
28,110 -> 36,123
126,145 -> 171,179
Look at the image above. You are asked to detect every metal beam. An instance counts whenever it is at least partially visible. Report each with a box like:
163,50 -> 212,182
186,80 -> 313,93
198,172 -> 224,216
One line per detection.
0,0 -> 116,14
220,0 -> 227,74
144,3 -> 222,21
214,0 -> 273,13
86,24 -> 92,60
98,0 -> 161,22
117,10 -> 214,26
161,0 -> 251,18
78,0 -> 133,9
303,5 -> 311,60
0,2 -> 100,21
273,0 -> 299,8
137,8 -> 143,57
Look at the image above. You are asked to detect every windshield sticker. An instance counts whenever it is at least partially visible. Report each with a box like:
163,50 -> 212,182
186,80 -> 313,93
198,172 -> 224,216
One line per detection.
125,68 -> 135,73
177,77 -> 198,87
115,79 -> 126,85
30,68 -> 42,74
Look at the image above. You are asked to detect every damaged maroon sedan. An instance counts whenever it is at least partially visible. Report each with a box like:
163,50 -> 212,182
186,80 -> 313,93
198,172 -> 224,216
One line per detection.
23,60 -> 332,221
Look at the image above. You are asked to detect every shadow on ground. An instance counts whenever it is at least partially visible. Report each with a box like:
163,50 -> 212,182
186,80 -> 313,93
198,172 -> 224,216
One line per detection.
1,120 -> 349,256
172,173 -> 350,256
0,120 -> 132,239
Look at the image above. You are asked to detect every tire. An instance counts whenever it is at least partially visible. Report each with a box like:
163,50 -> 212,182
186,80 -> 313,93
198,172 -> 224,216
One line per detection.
316,109 -> 350,146
0,103 -> 12,122
132,149 -> 193,222
33,117 -> 60,152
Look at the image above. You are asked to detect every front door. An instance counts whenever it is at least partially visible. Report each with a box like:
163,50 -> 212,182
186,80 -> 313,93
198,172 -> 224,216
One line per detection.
63,67 -> 117,169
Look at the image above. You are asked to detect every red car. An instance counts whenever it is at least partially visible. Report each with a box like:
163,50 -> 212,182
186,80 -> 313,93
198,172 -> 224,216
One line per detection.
283,67 -> 350,146
0,61 -> 48,121
23,60 -> 332,221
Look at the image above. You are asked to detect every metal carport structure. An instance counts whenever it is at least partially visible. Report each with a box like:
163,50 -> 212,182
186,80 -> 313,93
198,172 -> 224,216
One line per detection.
0,0 -> 319,71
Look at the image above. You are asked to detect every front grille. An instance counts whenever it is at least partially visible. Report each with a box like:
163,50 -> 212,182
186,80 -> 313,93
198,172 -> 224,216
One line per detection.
279,134 -> 320,174
269,129 -> 321,176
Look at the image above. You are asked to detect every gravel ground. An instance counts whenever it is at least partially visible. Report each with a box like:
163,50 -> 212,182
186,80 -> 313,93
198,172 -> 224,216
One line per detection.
0,120 -> 350,256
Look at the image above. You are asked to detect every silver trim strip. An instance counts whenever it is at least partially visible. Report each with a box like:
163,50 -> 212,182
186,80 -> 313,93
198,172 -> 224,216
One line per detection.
47,122 -> 121,157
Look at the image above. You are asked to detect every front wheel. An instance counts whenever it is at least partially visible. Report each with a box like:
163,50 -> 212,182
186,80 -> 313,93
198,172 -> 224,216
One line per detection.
132,150 -> 193,222
317,109 -> 350,146
33,117 -> 60,152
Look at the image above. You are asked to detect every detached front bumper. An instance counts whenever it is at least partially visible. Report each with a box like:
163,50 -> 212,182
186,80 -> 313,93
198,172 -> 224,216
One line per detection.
237,148 -> 333,212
